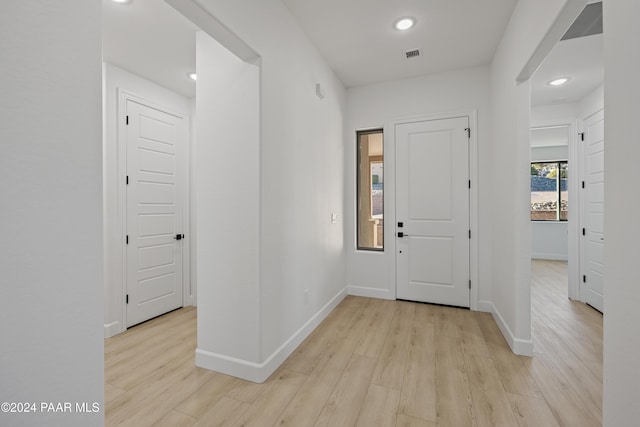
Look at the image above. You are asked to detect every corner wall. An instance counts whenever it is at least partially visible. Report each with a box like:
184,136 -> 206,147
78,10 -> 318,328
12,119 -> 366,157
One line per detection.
187,0 -> 347,382
0,2 -> 104,426
194,31 -> 262,369
602,2 -> 640,424
489,0 -> 587,355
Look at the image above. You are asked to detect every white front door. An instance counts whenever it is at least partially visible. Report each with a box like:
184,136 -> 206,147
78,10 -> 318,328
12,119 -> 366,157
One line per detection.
581,110 -> 604,312
396,117 -> 470,307
126,98 -> 186,327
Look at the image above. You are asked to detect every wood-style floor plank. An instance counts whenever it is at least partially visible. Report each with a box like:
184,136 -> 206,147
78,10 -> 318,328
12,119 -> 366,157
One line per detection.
355,384 -> 400,427
371,301 -> 415,390
275,337 -> 357,427
104,260 -> 602,427
398,320 -> 436,422
395,413 -> 436,427
435,334 -> 475,427
313,353 -> 378,427
507,392 -> 560,427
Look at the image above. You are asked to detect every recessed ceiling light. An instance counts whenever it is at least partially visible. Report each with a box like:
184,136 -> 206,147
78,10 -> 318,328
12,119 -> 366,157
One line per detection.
548,78 -> 569,86
188,72 -> 197,81
394,17 -> 415,31
111,0 -> 132,4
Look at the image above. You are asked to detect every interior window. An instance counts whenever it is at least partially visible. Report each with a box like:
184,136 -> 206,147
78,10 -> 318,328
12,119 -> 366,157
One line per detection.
530,161 -> 568,221
357,130 -> 384,250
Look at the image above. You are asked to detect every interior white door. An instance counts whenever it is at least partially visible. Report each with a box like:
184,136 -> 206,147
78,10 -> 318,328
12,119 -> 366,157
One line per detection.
581,110 -> 604,312
396,117 -> 470,307
126,99 -> 185,327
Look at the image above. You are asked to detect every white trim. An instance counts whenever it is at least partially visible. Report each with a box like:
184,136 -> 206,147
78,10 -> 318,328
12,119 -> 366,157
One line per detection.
531,253 -> 568,261
348,286 -> 395,300
196,287 -> 347,383
116,89 -> 191,328
388,109 -> 479,310
516,0 -> 588,83
487,301 -> 533,356
530,118 -> 579,300
477,300 -> 493,313
104,321 -> 121,338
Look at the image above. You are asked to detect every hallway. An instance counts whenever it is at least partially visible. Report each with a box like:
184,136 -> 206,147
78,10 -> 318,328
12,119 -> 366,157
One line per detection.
105,261 -> 602,426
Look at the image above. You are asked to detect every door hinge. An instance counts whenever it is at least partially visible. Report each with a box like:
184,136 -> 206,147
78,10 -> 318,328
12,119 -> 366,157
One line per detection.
583,275 -> 587,283
468,229 -> 471,239
126,115 -> 129,125
126,294 -> 129,304
465,127 -> 471,138
582,181 -> 585,189
579,132 -> 584,141
469,280 -> 471,289
582,228 -> 586,236
468,180 -> 471,189
126,235 -> 129,245
126,175 -> 129,185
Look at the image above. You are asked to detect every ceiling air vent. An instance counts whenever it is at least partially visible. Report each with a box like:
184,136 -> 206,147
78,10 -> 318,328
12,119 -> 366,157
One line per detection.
405,48 -> 421,59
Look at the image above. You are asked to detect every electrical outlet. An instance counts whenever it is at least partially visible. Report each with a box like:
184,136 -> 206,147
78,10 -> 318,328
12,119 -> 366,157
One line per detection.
304,289 -> 309,304
331,213 -> 338,224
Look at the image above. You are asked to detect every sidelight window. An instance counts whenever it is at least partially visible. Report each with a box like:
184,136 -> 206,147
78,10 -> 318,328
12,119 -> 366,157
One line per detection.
357,129 -> 384,250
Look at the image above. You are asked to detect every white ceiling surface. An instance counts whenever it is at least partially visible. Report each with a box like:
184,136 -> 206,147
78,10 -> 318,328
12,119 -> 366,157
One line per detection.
102,0 -> 601,106
102,0 -> 198,98
282,0 -> 518,88
531,34 -> 603,106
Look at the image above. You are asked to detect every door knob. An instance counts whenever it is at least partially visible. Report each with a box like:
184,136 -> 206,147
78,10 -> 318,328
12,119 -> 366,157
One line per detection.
174,234 -> 185,240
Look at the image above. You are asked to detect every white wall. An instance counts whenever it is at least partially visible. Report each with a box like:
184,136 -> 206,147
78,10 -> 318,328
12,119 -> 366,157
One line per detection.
602,2 -> 640,425
103,63 -> 193,338
531,222 -> 568,260
489,0 -> 587,355
579,84 -> 604,122
185,0 -> 347,382
194,31 -> 261,366
346,66 -> 492,306
0,2 -> 104,426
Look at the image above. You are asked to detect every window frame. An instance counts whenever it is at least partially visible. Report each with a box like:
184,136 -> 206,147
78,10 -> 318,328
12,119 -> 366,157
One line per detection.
356,129 -> 384,251
530,160 -> 568,222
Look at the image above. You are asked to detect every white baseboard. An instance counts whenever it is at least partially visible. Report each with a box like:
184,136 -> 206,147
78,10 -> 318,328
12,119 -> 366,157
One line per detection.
532,253 -> 568,261
486,302 -> 533,356
104,321 -> 122,339
347,286 -> 395,300
196,287 -> 348,383
477,300 -> 493,313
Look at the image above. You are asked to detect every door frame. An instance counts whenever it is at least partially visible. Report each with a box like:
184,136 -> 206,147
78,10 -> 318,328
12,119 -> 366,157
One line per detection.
530,118 -> 580,301
116,89 -> 194,330
386,109 -> 479,310
579,108 -> 605,309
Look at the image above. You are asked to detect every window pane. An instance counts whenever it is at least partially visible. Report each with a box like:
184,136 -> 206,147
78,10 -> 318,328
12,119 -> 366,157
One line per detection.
357,130 -> 384,250
560,162 -> 568,220
531,162 -> 560,221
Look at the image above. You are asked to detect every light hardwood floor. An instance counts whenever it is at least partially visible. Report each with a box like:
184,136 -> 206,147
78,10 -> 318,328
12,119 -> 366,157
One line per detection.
105,260 -> 602,426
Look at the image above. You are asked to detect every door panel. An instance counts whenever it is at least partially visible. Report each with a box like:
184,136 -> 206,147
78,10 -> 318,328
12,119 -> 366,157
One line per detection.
126,99 -> 185,327
396,117 -> 470,307
582,110 -> 604,312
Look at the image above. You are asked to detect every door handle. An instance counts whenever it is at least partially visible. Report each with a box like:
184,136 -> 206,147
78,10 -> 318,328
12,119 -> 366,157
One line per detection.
397,232 -> 410,238
174,234 -> 185,240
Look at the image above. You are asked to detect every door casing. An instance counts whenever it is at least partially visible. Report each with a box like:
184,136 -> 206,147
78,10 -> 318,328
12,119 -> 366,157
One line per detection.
383,110 -> 480,310
117,89 -> 194,330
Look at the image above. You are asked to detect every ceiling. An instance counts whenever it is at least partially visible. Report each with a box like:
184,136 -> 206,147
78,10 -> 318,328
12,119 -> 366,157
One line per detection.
102,0 -> 198,98
102,0 -> 602,106
531,34 -> 603,106
281,0 -> 518,88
